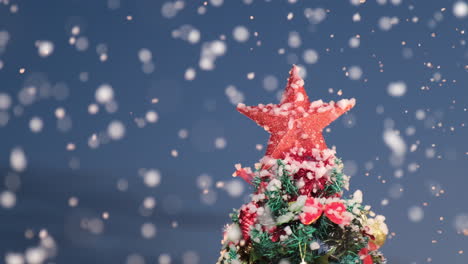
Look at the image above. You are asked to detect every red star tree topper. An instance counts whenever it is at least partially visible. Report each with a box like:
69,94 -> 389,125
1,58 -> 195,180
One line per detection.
237,65 -> 355,159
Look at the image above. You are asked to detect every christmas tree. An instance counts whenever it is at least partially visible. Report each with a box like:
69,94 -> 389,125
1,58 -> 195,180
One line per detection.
216,66 -> 388,264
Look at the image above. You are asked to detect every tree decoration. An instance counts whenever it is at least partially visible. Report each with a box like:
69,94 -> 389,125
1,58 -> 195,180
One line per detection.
237,65 -> 355,159
299,197 -> 323,225
216,66 -> 388,264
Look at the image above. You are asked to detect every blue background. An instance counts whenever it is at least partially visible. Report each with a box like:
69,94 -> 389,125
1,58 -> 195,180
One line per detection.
0,0 -> 467,263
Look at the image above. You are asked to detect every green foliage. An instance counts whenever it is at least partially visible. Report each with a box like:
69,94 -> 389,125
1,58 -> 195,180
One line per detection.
265,189 -> 288,217
250,229 -> 283,261
322,159 -> 345,197
279,172 -> 298,197
230,209 -> 239,224
316,216 -> 335,240
337,253 -> 360,264
285,224 -> 317,250
228,247 -> 238,261
346,202 -> 366,216
261,160 -> 300,217
252,175 -> 262,192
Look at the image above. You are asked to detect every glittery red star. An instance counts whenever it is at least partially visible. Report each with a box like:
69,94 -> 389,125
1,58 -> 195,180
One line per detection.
237,65 -> 355,159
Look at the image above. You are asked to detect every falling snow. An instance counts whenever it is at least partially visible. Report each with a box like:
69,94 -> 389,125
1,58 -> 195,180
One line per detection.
0,1 -> 467,263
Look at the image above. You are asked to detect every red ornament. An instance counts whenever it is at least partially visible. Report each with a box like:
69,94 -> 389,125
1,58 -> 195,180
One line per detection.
269,226 -> 286,242
359,248 -> 373,264
363,255 -> 373,264
239,204 -> 257,241
367,241 -> 379,251
294,168 -> 329,196
324,202 -> 350,225
299,197 -> 324,225
237,65 -> 355,159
